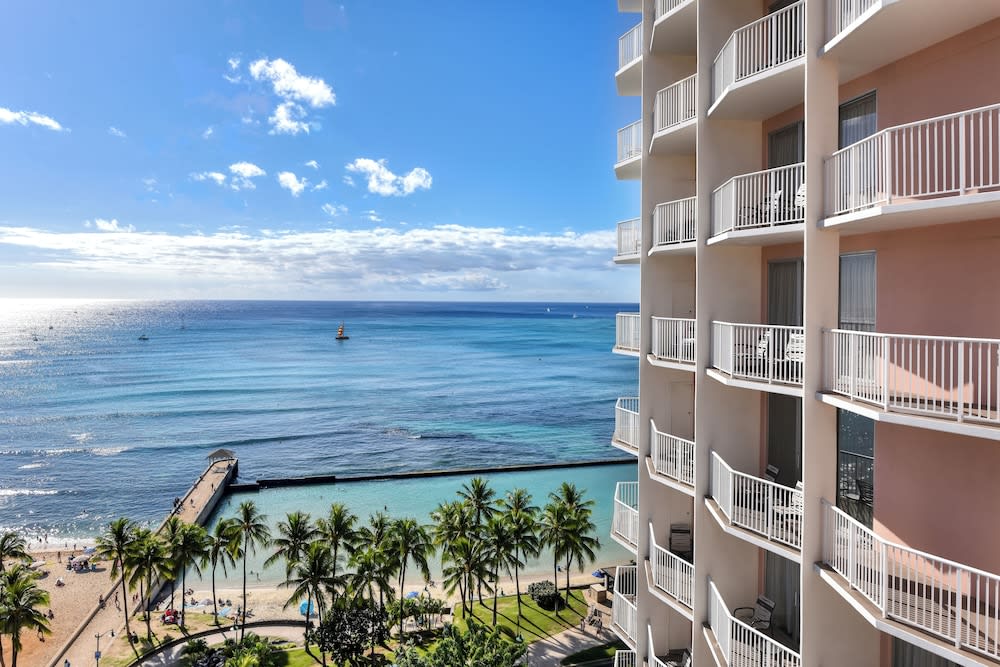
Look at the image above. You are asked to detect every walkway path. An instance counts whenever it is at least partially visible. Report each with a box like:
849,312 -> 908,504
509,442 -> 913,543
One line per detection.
524,626 -> 617,667
135,624 -> 305,667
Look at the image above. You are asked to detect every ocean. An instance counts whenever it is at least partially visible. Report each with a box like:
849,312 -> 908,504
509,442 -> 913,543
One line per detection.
0,300 -> 638,569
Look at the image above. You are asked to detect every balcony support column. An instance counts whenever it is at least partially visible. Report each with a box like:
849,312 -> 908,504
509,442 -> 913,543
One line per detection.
801,1 -> 879,664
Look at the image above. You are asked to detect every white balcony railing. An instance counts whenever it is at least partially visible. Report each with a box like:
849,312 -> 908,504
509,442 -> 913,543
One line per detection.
614,650 -> 637,667
825,329 -> 1000,426
619,23 -> 642,71
654,74 -> 697,135
615,313 -> 641,354
827,0 -> 879,41
712,163 -> 805,236
613,565 -> 638,645
651,317 -> 695,365
712,0 -> 805,104
616,218 -> 641,259
650,524 -> 694,608
653,197 -> 696,247
650,421 -> 695,487
709,579 -> 802,667
656,0 -> 689,20
824,501 -> 1000,660
613,481 -> 639,550
710,451 -> 803,550
618,120 -> 643,165
712,322 -> 805,388
614,397 -> 640,450
826,103 -> 1000,217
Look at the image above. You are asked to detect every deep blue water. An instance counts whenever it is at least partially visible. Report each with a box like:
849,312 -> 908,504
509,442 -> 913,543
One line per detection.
0,300 -> 638,545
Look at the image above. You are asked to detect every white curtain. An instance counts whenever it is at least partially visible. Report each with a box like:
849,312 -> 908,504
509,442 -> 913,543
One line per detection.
839,91 -> 877,149
765,553 -> 800,646
839,252 -> 876,331
768,259 -> 803,327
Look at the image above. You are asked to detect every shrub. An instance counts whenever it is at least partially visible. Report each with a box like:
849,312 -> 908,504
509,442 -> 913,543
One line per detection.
527,580 -> 562,610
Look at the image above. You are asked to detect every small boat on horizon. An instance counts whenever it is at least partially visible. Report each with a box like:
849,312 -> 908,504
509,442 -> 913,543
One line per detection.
138,334 -> 149,341
335,323 -> 349,341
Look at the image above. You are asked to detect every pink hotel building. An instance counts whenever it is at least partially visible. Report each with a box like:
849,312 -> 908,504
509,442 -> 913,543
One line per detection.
606,1 -> 1000,666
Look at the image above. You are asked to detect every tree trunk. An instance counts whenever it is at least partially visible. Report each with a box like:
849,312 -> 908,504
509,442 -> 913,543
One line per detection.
211,561 -> 218,623
241,535 -> 248,642
304,590 -> 312,653
398,561 -> 407,639
180,567 -> 187,628
9,638 -> 16,667
564,555 -> 572,603
552,552 -> 559,616
514,546 -> 521,618
119,556 -> 132,643
144,577 -> 152,641
492,576 -> 499,626
331,544 -> 338,602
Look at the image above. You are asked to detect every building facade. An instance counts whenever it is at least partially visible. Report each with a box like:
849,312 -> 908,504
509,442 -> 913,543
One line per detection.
608,1 -> 1000,665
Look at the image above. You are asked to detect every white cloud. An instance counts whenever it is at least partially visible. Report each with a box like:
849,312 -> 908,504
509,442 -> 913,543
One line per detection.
108,126 -> 127,139
321,203 -> 348,217
277,171 -> 308,197
345,158 -> 432,197
304,160 -> 319,170
229,162 -> 266,191
202,126 -> 214,139
312,180 -> 328,191
342,175 -> 355,187
142,177 -> 158,192
84,218 -> 134,233
190,171 -> 226,186
248,58 -> 335,108
224,57 -> 242,83
0,223 -> 622,299
267,101 -> 312,135
363,210 -> 383,223
0,107 -> 66,132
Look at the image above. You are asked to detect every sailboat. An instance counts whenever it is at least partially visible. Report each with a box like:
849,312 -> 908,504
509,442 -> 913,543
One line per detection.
335,322 -> 350,340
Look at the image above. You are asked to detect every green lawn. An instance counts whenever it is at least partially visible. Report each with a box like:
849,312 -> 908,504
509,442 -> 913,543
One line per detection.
454,591 -> 588,643
561,639 -> 627,665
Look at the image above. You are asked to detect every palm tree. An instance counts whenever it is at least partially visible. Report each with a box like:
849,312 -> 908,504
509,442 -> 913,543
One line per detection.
347,546 -> 392,656
559,509 -> 599,604
202,518 -> 237,623
264,511 -> 317,577
0,533 -> 28,573
499,488 -> 539,620
126,531 -> 170,641
174,524 -> 210,628
439,537 -> 474,617
357,512 -> 395,618
483,515 -> 519,626
550,482 -> 595,516
230,501 -> 271,641
538,500 -> 571,610
0,566 -> 51,667
457,477 -> 496,603
95,518 -> 136,643
161,515 -> 185,609
282,541 -> 336,654
389,518 -> 434,638
315,503 -> 359,601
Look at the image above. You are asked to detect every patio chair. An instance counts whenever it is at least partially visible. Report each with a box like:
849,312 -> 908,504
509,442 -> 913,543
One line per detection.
773,481 -> 804,543
660,648 -> 692,667
740,190 -> 784,228
733,329 -> 775,379
668,523 -> 693,562
734,595 -> 776,635
782,332 -> 805,381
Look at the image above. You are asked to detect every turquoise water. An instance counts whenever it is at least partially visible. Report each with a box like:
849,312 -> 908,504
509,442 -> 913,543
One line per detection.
0,300 -> 638,551
196,462 -> 635,587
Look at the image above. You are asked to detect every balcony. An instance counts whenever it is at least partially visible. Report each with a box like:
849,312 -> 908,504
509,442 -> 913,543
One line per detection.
616,120 -> 642,180
709,322 -> 804,396
648,524 -> 694,616
821,501 -> 1000,665
648,627 -> 692,667
823,0 -> 1000,82
709,1 -> 805,120
650,0 -> 697,54
708,450 -> 803,562
614,313 -> 641,356
823,329 -> 1000,441
650,197 -> 696,255
710,163 -> 805,245
612,481 -> 639,552
617,23 -> 642,97
648,420 -> 694,494
613,650 -> 636,667
615,218 -> 641,264
650,75 -> 697,154
613,397 -> 640,454
707,579 -> 802,667
612,565 -> 639,647
823,103 -> 1000,234
649,317 -> 695,370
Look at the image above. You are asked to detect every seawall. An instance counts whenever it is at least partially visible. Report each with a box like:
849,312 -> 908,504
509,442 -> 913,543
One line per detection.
226,457 -> 634,493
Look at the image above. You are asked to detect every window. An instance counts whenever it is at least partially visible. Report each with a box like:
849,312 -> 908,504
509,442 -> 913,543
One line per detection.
892,638 -> 960,667
768,121 -> 804,169
839,91 -> 877,149
839,252 -> 876,331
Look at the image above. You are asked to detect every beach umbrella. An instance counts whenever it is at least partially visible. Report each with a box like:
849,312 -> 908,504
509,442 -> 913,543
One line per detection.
591,570 -> 604,578
299,600 -> 316,617
406,591 -> 419,599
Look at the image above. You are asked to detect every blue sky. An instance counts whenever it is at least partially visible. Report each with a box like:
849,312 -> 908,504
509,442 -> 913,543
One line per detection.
0,1 -> 641,300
